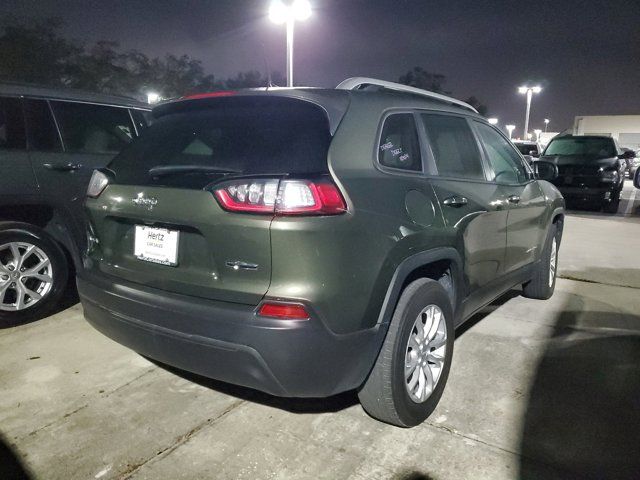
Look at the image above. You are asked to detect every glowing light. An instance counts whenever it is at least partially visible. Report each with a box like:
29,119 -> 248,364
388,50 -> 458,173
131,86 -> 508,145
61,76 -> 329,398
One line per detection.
488,118 -> 499,125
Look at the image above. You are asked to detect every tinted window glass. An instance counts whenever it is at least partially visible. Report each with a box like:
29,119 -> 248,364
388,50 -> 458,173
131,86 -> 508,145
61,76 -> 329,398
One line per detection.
51,102 -> 135,154
23,99 -> 62,151
378,114 -> 422,171
421,114 -> 484,180
109,97 -> 331,189
515,143 -> 539,156
131,109 -> 151,132
0,97 -> 26,150
475,123 -> 528,184
544,137 -> 616,158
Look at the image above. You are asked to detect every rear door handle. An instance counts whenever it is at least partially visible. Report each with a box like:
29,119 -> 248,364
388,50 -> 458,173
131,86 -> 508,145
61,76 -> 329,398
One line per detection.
43,162 -> 82,171
507,195 -> 521,204
442,196 -> 468,208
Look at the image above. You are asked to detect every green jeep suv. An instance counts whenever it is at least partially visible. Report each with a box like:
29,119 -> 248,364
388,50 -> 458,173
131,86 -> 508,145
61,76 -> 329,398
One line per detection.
77,78 -> 565,427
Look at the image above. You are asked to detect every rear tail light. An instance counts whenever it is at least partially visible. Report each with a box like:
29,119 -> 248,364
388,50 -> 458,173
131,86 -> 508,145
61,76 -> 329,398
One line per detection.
258,302 -> 310,320
87,170 -> 110,198
213,178 -> 346,215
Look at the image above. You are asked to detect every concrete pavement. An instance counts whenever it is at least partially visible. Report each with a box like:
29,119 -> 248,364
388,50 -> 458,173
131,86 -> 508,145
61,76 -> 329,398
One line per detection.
1,184 -> 639,480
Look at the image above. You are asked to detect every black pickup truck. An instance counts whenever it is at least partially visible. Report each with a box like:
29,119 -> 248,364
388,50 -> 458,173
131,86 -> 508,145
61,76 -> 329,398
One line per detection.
538,135 -> 631,213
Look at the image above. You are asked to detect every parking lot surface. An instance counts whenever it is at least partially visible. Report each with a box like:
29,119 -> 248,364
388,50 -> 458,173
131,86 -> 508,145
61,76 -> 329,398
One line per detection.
1,182 -> 639,480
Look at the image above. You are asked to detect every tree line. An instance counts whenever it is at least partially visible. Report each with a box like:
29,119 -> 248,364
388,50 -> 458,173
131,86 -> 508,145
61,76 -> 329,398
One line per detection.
0,16 -> 487,113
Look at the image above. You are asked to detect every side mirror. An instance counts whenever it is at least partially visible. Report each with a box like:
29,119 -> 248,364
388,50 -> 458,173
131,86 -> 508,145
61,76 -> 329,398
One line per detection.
532,160 -> 558,181
620,150 -> 636,160
634,168 -> 640,189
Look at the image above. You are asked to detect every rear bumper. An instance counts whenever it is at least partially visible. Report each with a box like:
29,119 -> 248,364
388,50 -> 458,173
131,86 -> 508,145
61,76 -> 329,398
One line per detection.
77,270 -> 384,398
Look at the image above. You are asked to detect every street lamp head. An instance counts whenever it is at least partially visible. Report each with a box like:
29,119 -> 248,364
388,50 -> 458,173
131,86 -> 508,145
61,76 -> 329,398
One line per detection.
544,118 -> 550,124
488,117 -> 499,125
269,1 -> 289,24
269,0 -> 311,24
534,129 -> 542,137
146,92 -> 160,104
292,0 -> 312,20
518,85 -> 542,94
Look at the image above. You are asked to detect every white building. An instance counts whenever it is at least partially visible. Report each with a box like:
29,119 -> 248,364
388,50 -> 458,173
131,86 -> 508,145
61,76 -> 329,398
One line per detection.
573,115 -> 640,150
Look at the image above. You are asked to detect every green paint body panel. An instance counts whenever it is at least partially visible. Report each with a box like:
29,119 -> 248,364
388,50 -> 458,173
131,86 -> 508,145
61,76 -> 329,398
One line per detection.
80,89 -> 564,397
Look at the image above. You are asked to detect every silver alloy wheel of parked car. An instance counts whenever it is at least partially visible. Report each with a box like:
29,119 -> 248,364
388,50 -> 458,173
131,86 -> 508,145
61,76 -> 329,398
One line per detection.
404,304 -> 448,403
0,242 -> 53,311
549,237 -> 558,288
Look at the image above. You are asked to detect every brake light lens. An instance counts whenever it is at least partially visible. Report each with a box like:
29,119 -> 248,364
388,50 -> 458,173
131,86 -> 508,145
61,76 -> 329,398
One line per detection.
87,170 -> 109,198
213,178 -> 346,216
258,302 -> 310,320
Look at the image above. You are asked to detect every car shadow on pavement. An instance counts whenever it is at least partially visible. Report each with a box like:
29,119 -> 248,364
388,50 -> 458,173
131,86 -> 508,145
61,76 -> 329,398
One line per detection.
149,290 -> 525,416
0,434 -> 31,480
518,307 -> 640,479
148,359 -> 360,414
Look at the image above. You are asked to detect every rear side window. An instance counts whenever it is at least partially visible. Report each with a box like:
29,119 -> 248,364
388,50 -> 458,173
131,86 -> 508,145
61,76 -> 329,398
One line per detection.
421,114 -> 484,180
378,114 -> 422,171
110,97 -> 332,189
23,99 -> 62,152
475,122 -> 529,184
0,97 -> 26,150
51,102 -> 135,154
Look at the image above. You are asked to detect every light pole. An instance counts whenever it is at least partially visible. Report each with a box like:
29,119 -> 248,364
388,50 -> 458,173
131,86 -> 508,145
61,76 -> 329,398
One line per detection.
506,125 -> 516,140
534,129 -> 542,141
269,0 -> 312,87
544,118 -> 550,132
518,85 -> 541,140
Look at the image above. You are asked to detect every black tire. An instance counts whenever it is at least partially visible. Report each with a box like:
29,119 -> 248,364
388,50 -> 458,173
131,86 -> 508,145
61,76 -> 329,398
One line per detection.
602,195 -> 620,214
522,223 -> 559,300
358,278 -> 454,427
0,222 -> 68,327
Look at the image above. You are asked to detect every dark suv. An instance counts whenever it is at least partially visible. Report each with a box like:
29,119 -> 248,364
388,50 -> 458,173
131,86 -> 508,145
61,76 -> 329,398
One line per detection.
78,78 -> 564,427
539,135 -> 630,213
0,84 -> 149,323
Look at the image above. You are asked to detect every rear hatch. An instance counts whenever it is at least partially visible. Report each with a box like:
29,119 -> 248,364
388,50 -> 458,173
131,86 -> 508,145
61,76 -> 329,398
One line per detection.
85,94 -> 344,305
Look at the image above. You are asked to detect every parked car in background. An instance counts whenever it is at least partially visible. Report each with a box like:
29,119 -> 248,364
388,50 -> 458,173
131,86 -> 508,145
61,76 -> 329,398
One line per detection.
539,135 -> 629,213
78,77 -> 564,427
0,83 -> 150,324
620,147 -> 639,179
514,140 -> 543,158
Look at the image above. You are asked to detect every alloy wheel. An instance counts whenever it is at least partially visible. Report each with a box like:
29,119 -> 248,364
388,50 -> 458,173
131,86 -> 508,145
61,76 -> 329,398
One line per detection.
0,242 -> 53,311
404,304 -> 447,403
549,238 -> 557,287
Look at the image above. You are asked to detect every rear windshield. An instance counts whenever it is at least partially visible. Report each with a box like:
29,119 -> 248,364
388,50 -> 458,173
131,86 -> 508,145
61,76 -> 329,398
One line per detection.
109,97 -> 331,188
515,143 -> 538,155
544,137 -> 616,158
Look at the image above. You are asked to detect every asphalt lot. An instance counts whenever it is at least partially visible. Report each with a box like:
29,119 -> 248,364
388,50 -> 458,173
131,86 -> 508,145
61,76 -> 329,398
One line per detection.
1,181 -> 639,480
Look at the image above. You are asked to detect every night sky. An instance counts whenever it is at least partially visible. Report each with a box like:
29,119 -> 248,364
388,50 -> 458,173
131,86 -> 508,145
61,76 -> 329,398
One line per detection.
2,0 -> 639,131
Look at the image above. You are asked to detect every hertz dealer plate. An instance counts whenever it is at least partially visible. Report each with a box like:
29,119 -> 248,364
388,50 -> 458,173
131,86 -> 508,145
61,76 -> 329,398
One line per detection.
134,226 -> 179,266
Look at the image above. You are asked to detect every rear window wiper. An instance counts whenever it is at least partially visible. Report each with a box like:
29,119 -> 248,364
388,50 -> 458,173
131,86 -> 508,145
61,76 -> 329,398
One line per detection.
148,165 -> 241,177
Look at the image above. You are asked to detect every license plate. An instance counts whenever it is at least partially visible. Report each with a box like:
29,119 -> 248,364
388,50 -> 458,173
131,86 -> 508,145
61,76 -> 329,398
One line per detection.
134,226 -> 179,266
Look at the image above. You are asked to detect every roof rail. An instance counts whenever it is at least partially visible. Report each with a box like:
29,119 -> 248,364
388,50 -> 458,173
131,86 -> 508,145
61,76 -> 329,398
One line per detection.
336,77 -> 478,114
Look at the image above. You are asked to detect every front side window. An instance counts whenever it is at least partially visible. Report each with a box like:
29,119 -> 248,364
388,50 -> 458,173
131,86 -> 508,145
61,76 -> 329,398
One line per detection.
0,97 -> 26,150
421,114 -> 484,180
23,99 -> 62,152
50,102 -> 135,154
475,122 -> 528,184
378,114 -> 422,172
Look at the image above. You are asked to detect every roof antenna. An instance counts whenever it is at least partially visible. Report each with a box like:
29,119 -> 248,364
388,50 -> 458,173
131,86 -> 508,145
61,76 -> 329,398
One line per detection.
261,43 -> 273,90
